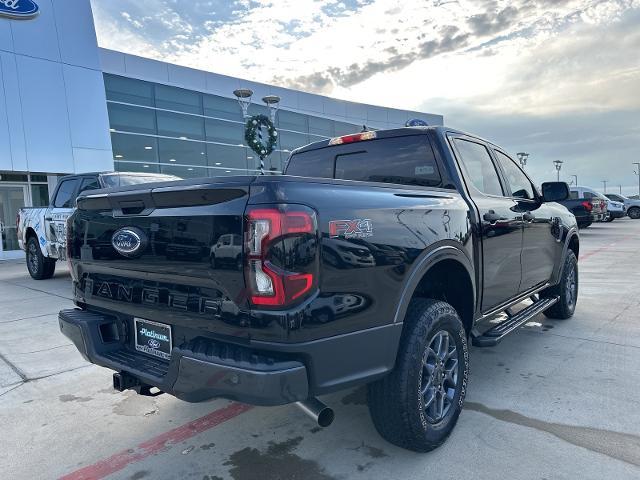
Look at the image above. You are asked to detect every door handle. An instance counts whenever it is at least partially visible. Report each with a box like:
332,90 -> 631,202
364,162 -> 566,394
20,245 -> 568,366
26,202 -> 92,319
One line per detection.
483,212 -> 501,223
523,212 -> 535,222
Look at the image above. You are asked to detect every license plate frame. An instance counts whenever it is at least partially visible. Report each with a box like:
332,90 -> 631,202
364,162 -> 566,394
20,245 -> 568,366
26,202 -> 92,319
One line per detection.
134,318 -> 172,361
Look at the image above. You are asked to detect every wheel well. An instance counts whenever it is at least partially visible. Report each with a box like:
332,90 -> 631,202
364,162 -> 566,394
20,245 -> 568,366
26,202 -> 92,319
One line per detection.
568,234 -> 579,259
25,227 -> 37,241
411,259 -> 474,333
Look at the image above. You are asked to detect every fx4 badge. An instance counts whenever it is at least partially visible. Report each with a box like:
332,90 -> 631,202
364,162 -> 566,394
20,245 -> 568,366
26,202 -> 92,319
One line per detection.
329,219 -> 373,239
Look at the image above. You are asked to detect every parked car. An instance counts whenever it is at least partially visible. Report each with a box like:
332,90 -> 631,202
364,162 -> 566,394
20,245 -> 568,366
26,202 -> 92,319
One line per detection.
569,186 -> 624,222
558,186 -> 607,228
604,199 -> 626,222
60,126 -> 580,452
605,193 -> 640,219
17,172 -> 180,279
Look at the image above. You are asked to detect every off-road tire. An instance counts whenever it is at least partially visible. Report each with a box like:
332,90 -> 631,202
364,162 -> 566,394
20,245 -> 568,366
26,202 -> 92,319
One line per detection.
26,236 -> 56,280
367,299 -> 469,452
542,251 -> 578,319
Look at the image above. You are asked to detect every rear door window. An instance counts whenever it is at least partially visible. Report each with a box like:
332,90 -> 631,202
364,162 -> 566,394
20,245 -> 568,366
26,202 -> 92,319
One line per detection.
78,177 -> 101,195
452,139 -> 504,197
53,179 -> 79,208
285,135 -> 442,187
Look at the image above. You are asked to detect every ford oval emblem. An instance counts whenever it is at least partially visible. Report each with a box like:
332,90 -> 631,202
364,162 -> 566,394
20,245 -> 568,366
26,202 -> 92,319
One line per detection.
0,0 -> 39,19
111,227 -> 147,258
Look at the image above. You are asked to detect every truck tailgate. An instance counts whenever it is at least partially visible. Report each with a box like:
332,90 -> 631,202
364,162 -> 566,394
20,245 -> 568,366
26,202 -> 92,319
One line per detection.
68,177 -> 269,341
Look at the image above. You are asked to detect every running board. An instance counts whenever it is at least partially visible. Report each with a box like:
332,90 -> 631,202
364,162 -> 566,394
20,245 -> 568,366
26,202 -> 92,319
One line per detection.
472,296 -> 559,347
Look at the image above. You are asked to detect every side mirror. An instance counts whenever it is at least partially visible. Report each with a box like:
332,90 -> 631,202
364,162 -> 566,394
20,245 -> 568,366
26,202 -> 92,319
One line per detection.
541,182 -> 569,202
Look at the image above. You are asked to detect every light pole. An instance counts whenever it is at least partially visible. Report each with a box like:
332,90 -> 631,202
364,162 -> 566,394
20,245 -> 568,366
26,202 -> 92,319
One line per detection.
517,152 -> 529,169
601,180 -> 608,193
233,88 -> 253,118
633,162 -> 640,197
553,160 -> 563,182
570,174 -> 578,186
619,184 -> 622,195
262,95 -> 281,173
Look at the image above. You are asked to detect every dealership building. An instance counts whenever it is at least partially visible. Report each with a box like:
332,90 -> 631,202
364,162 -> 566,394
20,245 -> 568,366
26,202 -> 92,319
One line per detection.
0,0 -> 442,259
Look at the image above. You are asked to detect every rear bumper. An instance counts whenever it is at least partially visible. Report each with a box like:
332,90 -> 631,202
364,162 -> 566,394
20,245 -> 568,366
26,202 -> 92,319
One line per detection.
59,308 -> 401,405
59,309 -> 308,405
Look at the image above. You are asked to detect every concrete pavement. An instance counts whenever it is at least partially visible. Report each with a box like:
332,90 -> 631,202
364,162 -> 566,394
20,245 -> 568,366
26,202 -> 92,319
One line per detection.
1,218 -> 639,479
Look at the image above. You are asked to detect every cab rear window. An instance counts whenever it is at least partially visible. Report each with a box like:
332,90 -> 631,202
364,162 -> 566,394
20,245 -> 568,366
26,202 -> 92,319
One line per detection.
285,135 -> 442,188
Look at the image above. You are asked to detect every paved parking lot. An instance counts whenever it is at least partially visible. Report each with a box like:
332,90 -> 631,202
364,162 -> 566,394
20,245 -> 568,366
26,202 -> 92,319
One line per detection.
2,219 -> 640,480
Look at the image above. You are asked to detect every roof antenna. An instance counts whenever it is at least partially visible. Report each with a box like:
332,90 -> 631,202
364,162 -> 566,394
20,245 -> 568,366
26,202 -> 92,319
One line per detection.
361,125 -> 369,132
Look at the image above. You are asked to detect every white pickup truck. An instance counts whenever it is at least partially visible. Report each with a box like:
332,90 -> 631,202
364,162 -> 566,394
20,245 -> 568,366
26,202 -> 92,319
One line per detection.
17,171 -> 179,279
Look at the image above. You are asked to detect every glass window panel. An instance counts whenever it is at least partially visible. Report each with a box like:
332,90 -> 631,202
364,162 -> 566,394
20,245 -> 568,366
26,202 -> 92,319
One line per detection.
308,116 -> 333,137
161,164 -> 207,178
53,179 -> 78,208
30,174 -> 48,182
157,111 -> 204,140
104,74 -> 154,106
111,134 -> 159,163
78,177 -> 101,195
249,104 -> 270,119
31,185 -> 49,206
279,131 -> 310,151
206,143 -> 247,171
115,161 -> 160,173
285,149 -> 333,178
453,139 -> 504,197
203,95 -> 242,121
246,151 -> 281,174
108,103 -> 156,135
258,151 -> 283,174
205,118 -> 244,145
0,173 -> 28,182
278,110 -> 308,132
155,84 -> 202,114
494,151 -> 534,200
334,136 -> 441,187
158,138 -> 207,166
334,121 -> 360,136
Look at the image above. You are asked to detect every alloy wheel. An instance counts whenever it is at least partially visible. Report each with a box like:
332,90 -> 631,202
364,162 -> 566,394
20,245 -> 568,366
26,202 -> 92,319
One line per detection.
420,330 -> 460,424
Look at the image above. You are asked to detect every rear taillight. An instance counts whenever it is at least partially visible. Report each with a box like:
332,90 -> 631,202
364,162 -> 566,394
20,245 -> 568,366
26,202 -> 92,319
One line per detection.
581,200 -> 593,212
245,205 -> 318,308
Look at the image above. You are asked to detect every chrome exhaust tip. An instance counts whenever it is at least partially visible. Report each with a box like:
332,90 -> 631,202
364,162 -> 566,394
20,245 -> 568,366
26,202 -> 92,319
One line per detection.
295,397 -> 334,428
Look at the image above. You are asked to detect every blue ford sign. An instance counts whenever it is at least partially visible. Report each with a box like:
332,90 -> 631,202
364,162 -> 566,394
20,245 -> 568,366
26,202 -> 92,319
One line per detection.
0,0 -> 39,19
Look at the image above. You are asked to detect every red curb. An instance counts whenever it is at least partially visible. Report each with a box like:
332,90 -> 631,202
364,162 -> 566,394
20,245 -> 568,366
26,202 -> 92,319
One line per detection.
59,402 -> 253,480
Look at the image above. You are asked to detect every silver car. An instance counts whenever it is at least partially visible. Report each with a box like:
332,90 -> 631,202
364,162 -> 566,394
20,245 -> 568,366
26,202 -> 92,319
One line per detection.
605,193 -> 640,219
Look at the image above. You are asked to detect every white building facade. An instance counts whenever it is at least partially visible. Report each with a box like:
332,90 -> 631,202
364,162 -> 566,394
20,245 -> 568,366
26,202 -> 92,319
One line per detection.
0,0 -> 442,259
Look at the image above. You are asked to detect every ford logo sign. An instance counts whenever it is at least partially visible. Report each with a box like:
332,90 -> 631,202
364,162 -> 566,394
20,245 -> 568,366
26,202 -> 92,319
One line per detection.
111,227 -> 147,258
0,0 -> 39,19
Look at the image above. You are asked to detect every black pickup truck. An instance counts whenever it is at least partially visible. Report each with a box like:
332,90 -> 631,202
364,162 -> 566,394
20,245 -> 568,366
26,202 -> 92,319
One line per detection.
59,126 -> 579,452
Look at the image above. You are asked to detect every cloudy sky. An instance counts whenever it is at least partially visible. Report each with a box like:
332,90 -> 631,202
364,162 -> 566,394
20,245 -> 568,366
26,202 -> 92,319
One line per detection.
92,0 -> 640,194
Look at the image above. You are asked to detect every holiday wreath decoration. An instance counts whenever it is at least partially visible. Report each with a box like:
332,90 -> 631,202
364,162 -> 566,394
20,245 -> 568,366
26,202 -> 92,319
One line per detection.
244,114 -> 278,159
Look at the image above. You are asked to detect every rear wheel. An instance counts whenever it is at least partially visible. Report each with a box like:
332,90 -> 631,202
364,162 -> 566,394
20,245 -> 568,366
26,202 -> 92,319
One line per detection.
367,299 -> 469,452
542,251 -> 578,319
628,207 -> 640,219
26,236 -> 56,280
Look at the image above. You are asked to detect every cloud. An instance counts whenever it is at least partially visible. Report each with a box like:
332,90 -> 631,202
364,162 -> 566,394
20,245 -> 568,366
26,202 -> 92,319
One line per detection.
91,0 -> 640,192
